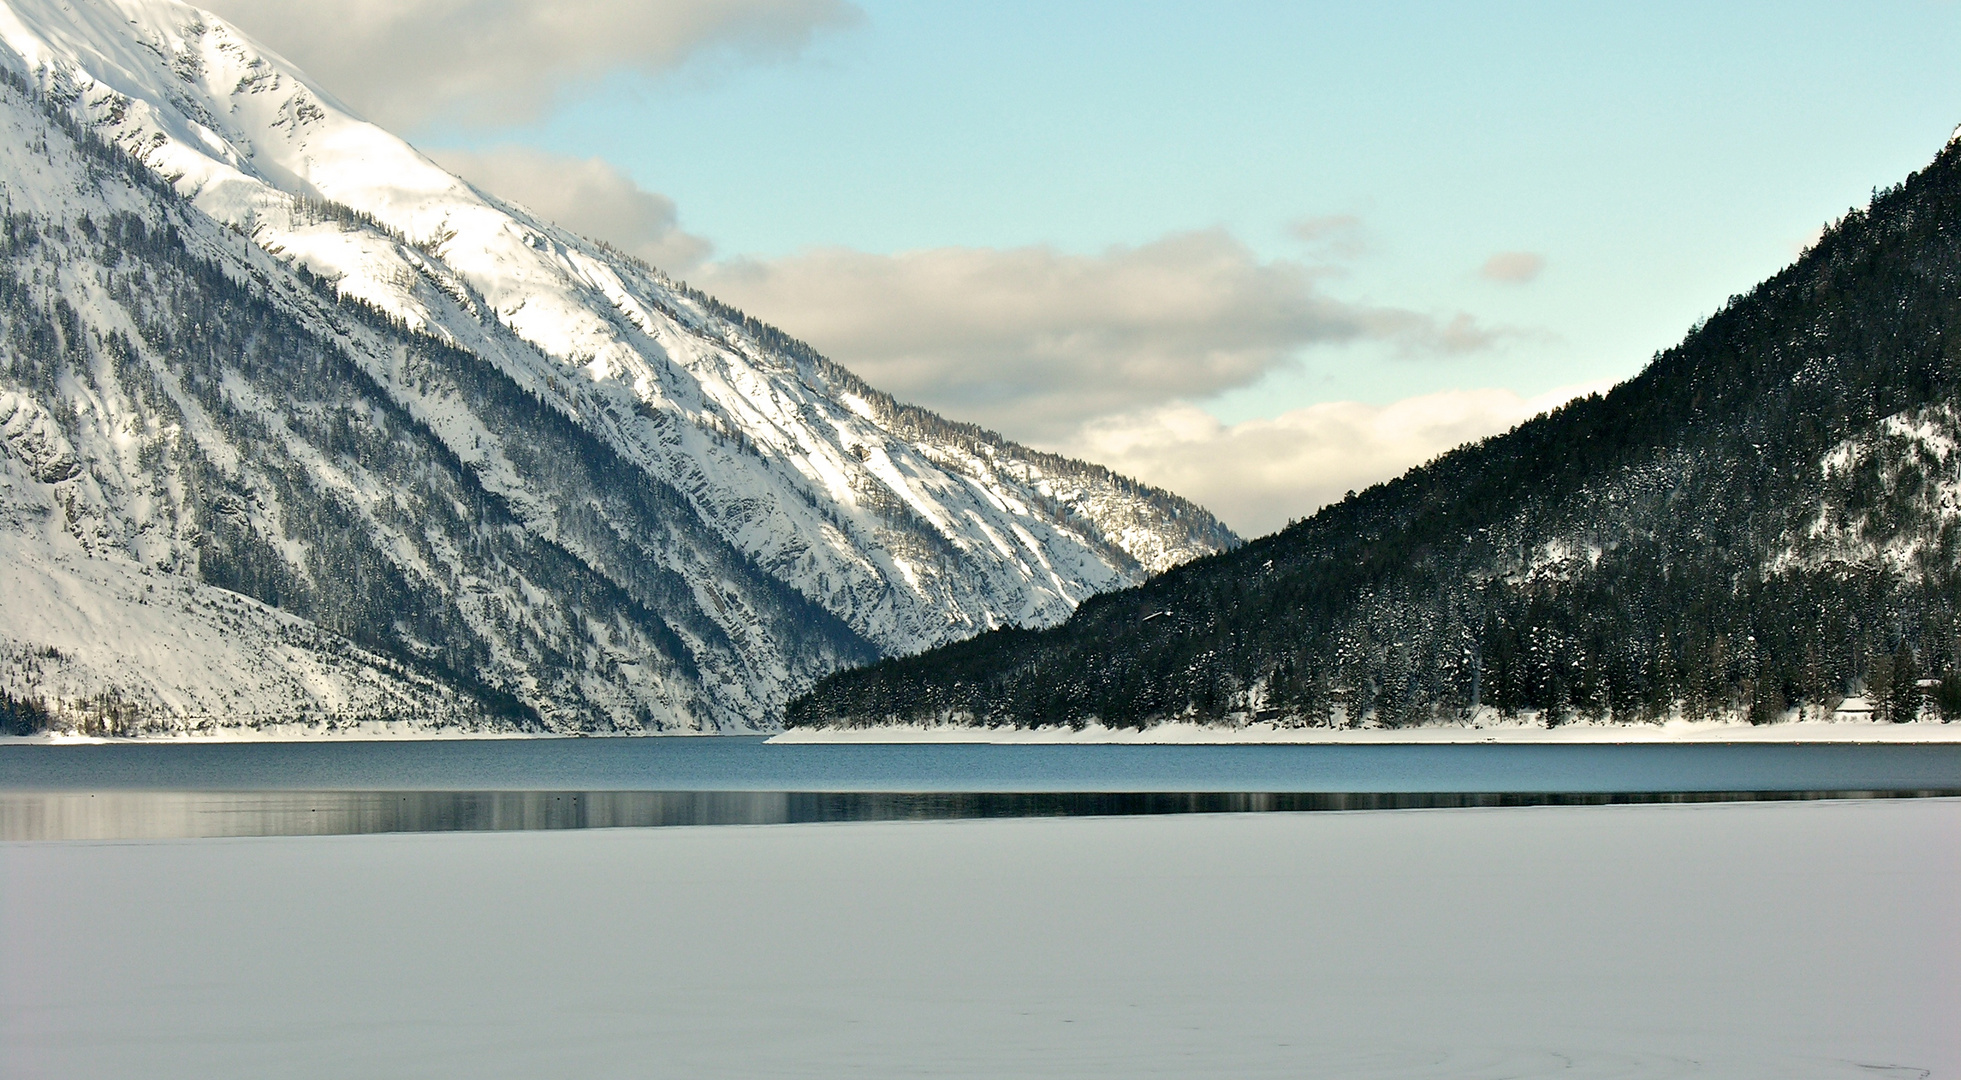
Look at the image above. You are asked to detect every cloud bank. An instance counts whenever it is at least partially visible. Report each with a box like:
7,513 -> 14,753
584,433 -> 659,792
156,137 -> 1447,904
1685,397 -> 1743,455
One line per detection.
1055,382 -> 1614,537
1479,251 -> 1547,283
1287,213 -> 1369,261
692,232 -> 1499,441
202,0 -> 861,127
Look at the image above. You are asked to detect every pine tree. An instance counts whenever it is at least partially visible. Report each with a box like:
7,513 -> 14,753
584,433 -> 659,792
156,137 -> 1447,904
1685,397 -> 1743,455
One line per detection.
1887,645 -> 1921,724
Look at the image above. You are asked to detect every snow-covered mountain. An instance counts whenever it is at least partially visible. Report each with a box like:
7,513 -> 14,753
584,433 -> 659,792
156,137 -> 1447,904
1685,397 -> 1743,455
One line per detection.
0,0 -> 1235,735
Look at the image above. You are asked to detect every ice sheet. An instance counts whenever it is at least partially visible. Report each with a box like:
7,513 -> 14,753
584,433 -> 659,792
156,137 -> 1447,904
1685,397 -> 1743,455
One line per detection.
3,799 -> 1957,1078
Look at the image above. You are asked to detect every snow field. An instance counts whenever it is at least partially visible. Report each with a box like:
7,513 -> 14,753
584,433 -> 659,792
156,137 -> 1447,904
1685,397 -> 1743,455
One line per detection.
3,797 -> 1956,1079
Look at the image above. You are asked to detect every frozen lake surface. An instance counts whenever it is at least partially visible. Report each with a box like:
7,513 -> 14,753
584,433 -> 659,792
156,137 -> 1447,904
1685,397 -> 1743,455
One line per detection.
3,797 -> 1956,1079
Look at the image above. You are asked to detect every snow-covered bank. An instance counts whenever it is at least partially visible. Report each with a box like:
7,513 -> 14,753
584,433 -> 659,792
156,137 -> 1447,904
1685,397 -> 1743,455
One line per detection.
0,727 -> 566,745
8,716 -> 1955,744
772,717 -> 1961,744
0,725 -> 755,744
4,799 -> 1955,1079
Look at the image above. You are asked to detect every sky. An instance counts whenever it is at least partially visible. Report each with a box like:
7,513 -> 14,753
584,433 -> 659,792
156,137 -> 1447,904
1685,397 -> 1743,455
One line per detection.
205,0 -> 1961,535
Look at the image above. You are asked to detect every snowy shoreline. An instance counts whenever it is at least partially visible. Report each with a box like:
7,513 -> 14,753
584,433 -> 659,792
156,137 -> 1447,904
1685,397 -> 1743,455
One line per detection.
6,718 -> 1958,745
0,728 -> 666,746
769,718 -> 1961,745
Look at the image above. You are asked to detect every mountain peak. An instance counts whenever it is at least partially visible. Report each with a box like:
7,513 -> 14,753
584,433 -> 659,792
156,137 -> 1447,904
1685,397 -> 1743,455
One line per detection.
0,0 -> 1234,735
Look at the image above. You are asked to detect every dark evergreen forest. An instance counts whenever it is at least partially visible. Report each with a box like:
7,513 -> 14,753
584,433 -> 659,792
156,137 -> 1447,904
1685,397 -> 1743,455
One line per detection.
791,138 -> 1961,730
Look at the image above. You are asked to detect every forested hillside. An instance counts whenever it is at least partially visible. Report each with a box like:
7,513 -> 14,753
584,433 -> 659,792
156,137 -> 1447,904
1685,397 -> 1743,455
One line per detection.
791,135 -> 1961,730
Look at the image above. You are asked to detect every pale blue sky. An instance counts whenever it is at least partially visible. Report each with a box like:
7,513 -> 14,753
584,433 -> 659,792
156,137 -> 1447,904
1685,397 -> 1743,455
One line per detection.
428,0 -> 1961,422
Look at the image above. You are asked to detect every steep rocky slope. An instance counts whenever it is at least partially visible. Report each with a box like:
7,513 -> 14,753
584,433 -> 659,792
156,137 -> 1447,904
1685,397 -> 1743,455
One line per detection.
0,0 -> 1233,734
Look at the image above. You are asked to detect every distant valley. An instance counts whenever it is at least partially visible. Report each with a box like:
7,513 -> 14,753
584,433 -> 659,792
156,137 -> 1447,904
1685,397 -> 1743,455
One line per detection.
7,0 -> 1958,743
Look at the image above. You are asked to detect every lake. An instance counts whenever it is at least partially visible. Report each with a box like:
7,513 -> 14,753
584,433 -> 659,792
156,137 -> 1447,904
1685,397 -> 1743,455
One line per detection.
1,738 -> 1956,839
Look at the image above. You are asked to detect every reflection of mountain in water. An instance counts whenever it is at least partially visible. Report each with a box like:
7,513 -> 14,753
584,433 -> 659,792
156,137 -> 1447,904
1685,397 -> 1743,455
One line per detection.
7,787 -> 1955,841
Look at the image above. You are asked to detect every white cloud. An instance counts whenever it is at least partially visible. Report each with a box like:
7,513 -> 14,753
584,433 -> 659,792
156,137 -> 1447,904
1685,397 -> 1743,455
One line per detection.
202,0 -> 862,127
1287,214 -> 1368,261
1479,251 -> 1547,284
1053,381 -> 1616,538
428,147 -> 712,272
692,231 -> 1501,442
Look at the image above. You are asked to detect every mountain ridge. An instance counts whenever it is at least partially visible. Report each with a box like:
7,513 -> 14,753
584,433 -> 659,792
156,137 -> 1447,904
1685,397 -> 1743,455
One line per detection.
0,0 -> 1234,735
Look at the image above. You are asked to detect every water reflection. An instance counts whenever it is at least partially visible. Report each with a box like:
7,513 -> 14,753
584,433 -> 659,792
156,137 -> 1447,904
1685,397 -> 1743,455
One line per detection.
8,741 -> 1960,795
3,788 -> 1955,841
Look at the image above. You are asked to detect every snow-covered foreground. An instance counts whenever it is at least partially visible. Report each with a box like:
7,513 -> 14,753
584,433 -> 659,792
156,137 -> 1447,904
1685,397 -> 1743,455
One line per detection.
3,799 -> 1955,1079
774,717 -> 1961,744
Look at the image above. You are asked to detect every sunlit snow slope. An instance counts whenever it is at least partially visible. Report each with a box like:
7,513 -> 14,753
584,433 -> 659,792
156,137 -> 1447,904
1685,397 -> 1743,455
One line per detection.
0,0 -> 1235,734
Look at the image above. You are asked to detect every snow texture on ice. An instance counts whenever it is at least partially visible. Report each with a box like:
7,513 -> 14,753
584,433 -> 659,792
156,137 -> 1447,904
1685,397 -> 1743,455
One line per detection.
2,798 -> 1955,1078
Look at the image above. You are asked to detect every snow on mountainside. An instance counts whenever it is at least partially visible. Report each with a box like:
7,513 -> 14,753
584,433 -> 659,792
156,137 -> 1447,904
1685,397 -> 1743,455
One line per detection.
0,0 -> 1235,735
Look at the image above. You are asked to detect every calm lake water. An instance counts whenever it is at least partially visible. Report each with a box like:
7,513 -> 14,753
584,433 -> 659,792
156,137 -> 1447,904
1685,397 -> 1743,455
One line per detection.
1,739 -> 1956,839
